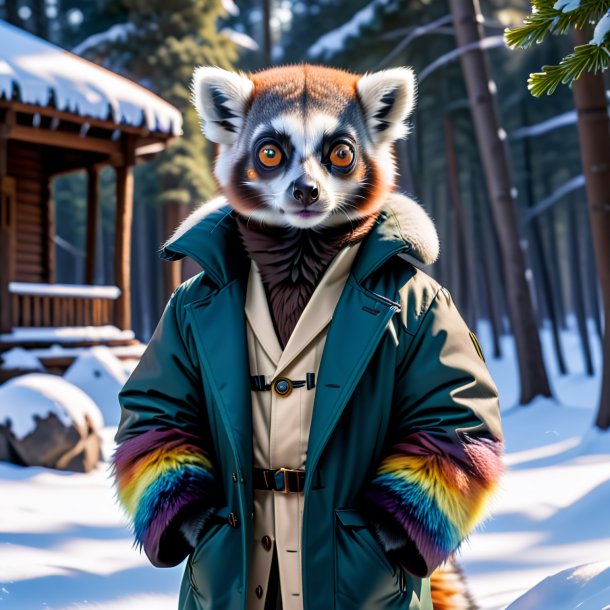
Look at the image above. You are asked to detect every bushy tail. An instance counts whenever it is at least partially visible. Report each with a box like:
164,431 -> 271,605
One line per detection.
430,557 -> 478,610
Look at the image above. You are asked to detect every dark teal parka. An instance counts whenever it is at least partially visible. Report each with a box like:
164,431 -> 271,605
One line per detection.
113,193 -> 503,610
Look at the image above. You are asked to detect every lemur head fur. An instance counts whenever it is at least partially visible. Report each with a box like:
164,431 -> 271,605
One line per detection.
191,64 -> 417,231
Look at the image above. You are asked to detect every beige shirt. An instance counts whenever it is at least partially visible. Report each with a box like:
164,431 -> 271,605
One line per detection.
244,242 -> 362,610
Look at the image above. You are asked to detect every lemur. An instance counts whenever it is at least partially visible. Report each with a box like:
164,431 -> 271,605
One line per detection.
192,64 -> 416,347
188,64 -> 476,610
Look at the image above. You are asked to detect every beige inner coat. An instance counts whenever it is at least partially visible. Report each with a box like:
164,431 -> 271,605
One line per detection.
245,242 -> 362,610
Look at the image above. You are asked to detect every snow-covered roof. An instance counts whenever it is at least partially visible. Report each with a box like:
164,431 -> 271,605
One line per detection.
0,20 -> 182,136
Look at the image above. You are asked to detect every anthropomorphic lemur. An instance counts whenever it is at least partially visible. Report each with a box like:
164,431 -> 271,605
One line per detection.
113,65 -> 503,610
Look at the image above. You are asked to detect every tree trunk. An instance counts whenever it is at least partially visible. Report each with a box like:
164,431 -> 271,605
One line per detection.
449,0 -> 551,403
471,166 -> 502,358
4,1 -> 19,26
521,105 -> 567,375
568,195 -> 594,376
572,29 -> 610,430
584,212 -> 603,341
444,117 -> 478,328
261,0 -> 272,67
33,0 -> 47,39
546,203 -> 568,330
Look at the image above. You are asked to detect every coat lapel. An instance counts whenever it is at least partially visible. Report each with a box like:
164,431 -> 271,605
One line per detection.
185,276 -> 253,497
245,261 -> 282,367
305,279 -> 400,483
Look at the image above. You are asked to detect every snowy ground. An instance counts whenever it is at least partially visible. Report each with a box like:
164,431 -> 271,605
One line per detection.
460,319 -> 610,610
0,319 -> 609,609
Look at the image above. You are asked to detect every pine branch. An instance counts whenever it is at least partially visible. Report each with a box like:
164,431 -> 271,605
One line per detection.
528,42 -> 610,95
504,0 -> 610,49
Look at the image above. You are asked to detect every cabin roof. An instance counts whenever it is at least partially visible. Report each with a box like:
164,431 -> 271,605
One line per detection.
0,20 -> 182,136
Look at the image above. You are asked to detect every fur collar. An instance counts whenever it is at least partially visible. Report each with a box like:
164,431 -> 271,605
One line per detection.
161,192 -> 439,266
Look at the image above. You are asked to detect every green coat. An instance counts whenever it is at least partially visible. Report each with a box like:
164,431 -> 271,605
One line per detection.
113,193 -> 503,610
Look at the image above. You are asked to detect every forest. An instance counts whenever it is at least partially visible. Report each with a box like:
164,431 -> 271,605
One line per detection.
3,0 -> 609,419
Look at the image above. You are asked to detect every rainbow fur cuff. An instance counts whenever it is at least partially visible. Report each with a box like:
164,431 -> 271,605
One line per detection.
112,428 -> 219,567
361,431 -> 503,577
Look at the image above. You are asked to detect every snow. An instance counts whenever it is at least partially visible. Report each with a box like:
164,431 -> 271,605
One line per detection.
521,174 -> 585,222
70,23 -> 136,56
459,317 -> 609,609
509,110 -> 577,139
0,347 -> 44,371
64,346 -> 137,426
419,36 -> 507,82
9,282 -> 121,299
0,373 -> 103,439
0,318 -> 608,608
221,0 -> 239,17
221,27 -> 260,51
307,0 -> 390,60
0,21 -> 182,135
0,459 -> 183,609
0,326 -> 135,343
27,343 -> 145,359
591,9 -> 610,46
507,562 -> 610,610
554,0 -> 581,12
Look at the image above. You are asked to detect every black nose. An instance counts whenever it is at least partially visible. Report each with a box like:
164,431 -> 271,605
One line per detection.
292,176 -> 319,206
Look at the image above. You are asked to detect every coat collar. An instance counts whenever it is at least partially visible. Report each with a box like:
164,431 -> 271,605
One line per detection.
158,193 -> 439,287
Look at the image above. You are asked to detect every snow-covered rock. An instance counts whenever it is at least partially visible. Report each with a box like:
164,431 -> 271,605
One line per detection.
0,347 -> 44,371
0,374 -> 103,472
507,561 -> 610,610
64,346 -> 134,426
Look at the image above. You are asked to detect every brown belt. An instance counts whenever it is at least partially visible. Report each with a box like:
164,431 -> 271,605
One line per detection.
253,467 -> 306,493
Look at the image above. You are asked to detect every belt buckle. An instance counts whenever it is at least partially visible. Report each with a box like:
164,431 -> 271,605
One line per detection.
274,467 -> 303,493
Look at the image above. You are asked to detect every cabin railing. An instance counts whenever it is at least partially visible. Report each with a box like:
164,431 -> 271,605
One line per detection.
8,282 -> 121,328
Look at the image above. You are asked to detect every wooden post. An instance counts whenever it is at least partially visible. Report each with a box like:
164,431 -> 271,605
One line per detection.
85,166 -> 100,285
0,131 -> 15,333
42,171 -> 55,284
114,141 -> 135,331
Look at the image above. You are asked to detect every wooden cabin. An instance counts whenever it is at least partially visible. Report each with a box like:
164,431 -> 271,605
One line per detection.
0,20 -> 182,375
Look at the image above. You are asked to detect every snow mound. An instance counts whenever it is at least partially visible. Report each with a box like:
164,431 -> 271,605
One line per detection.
0,373 -> 103,439
64,346 -> 133,426
0,347 -> 44,371
507,561 -> 610,610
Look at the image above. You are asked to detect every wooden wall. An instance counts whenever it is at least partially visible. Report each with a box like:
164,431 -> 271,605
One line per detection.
7,141 -> 52,283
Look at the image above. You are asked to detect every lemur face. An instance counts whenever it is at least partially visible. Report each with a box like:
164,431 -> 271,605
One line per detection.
192,65 -> 416,230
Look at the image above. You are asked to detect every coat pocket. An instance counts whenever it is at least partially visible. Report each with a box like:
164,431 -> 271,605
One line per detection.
187,506 -> 242,609
334,508 -> 407,608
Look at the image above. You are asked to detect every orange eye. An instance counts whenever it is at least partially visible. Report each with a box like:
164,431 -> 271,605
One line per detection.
257,143 -> 283,168
330,143 -> 355,168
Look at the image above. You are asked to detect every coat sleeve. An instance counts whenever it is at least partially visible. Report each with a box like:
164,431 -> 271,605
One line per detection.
359,285 -> 504,578
112,288 -> 221,568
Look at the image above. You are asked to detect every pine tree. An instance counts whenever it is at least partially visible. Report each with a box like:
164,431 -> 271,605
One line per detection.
81,0 -> 239,206
505,1 -> 610,96
506,2 -> 610,429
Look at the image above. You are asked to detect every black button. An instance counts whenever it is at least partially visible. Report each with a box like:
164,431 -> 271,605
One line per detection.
261,535 -> 272,551
255,585 -> 263,599
228,512 -> 239,528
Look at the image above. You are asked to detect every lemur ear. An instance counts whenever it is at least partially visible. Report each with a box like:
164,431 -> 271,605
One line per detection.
356,68 -> 417,144
191,66 -> 254,145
